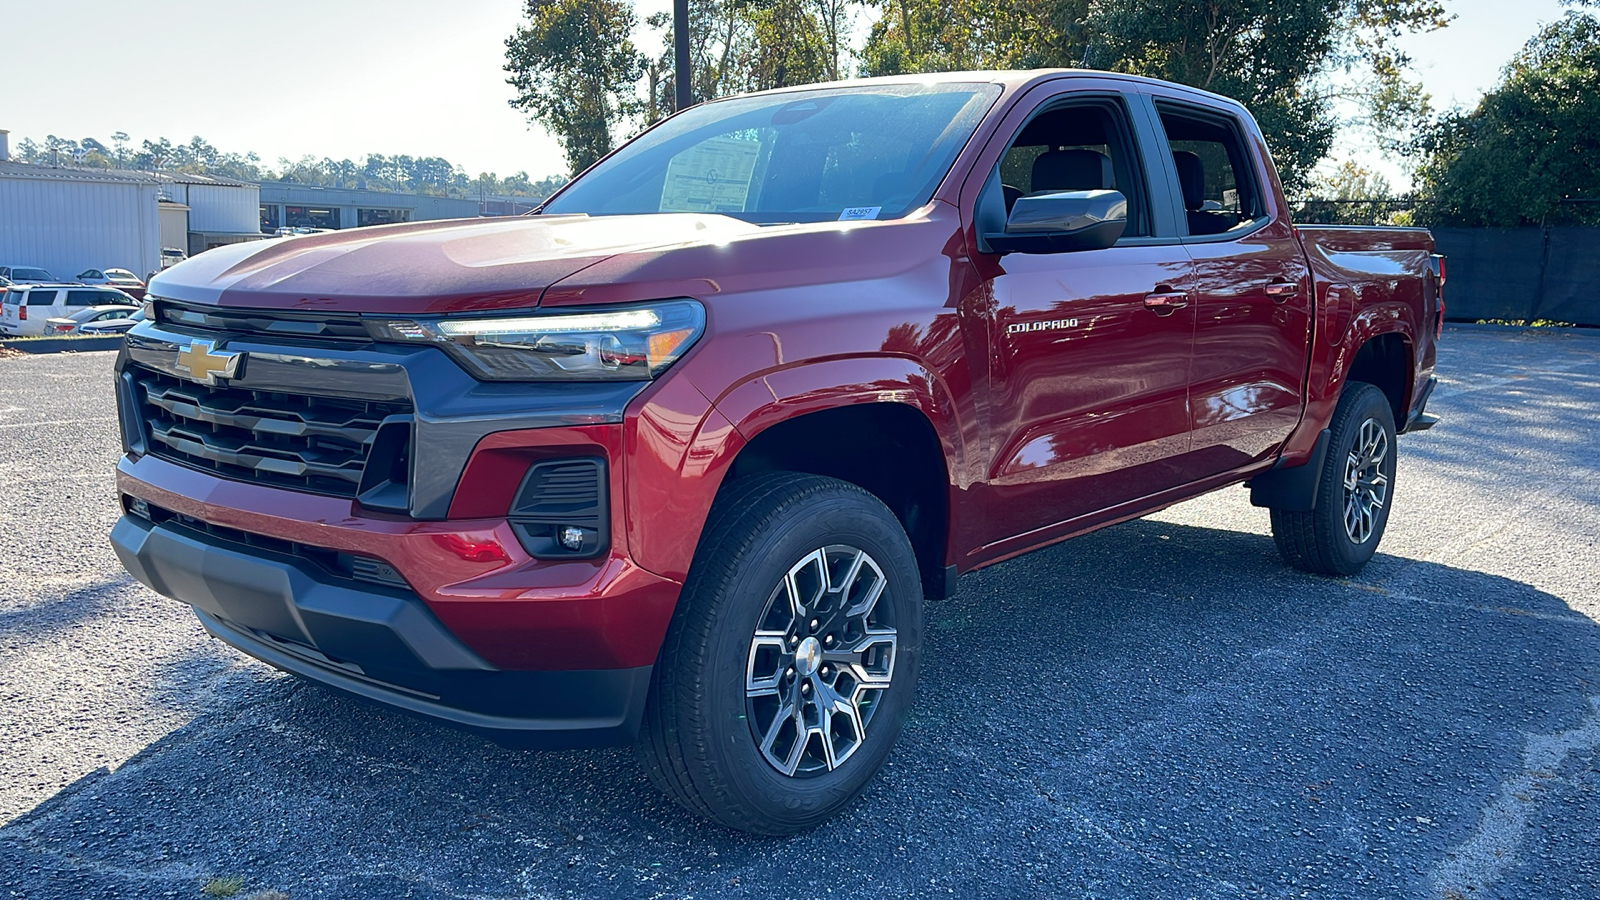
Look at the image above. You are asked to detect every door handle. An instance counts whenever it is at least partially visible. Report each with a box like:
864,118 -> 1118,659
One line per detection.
1265,281 -> 1300,301
1143,291 -> 1189,316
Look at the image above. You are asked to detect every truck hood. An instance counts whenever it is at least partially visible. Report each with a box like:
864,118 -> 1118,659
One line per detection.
146,213 -> 762,314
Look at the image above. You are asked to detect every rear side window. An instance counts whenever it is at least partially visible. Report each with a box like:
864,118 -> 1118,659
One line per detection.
1155,104 -> 1264,237
66,290 -> 103,306
28,291 -> 61,306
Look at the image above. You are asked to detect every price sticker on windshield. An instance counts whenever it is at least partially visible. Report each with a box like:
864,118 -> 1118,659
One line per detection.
838,207 -> 881,221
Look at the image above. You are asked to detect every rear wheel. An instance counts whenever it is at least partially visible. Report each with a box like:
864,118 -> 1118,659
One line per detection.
636,473 -> 923,834
1270,382 -> 1397,575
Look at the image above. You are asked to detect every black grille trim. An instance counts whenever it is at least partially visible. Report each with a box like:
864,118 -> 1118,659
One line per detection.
155,299 -> 373,341
125,498 -> 411,592
131,366 -> 412,499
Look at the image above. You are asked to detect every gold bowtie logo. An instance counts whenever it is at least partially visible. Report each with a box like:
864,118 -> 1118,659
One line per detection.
175,339 -> 243,385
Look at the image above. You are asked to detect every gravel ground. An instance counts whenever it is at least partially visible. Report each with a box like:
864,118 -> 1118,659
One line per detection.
1,327 -> 1597,899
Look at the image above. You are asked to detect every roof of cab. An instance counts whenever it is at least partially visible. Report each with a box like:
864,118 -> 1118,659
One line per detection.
701,68 -> 1249,113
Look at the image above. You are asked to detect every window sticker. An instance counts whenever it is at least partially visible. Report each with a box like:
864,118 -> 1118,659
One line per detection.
838,207 -> 881,221
660,137 -> 762,213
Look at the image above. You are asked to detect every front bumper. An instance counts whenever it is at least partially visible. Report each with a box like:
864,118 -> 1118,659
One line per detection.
112,512 -> 653,748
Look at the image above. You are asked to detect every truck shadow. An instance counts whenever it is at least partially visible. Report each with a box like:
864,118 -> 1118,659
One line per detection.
3,519 -> 1597,899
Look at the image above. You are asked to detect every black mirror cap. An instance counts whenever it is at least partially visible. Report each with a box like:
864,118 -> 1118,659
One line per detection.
985,189 -> 1128,255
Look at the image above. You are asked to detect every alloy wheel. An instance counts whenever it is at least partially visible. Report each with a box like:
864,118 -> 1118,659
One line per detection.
745,545 -> 897,777
1342,417 -> 1390,544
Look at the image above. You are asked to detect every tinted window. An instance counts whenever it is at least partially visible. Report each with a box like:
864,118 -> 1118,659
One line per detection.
545,83 -> 1001,224
992,101 -> 1149,236
12,267 -> 54,281
66,290 -> 105,306
28,291 -> 60,306
1155,106 -> 1264,236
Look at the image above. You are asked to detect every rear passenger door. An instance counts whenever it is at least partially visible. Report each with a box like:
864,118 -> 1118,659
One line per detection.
1151,99 -> 1312,474
961,85 -> 1198,548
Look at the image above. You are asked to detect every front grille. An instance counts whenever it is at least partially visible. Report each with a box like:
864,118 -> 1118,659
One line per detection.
127,498 -> 411,591
155,299 -> 373,341
131,366 -> 411,498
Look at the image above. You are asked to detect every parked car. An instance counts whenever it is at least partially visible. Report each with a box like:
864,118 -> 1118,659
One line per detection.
160,248 -> 187,270
0,265 -> 60,285
110,70 -> 1443,834
42,304 -> 141,334
76,268 -> 147,300
76,308 -> 145,335
2,284 -> 136,335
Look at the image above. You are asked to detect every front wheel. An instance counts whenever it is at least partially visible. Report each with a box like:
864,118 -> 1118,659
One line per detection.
636,473 -> 924,834
1270,381 -> 1398,576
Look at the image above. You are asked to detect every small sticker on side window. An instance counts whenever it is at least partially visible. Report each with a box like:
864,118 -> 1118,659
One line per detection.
838,207 -> 881,221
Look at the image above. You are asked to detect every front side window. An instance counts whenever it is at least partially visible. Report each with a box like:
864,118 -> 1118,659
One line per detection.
544,83 -> 1002,225
991,100 -> 1150,237
1155,105 -> 1264,237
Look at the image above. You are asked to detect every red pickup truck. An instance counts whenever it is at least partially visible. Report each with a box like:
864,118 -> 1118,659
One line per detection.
110,70 -> 1441,834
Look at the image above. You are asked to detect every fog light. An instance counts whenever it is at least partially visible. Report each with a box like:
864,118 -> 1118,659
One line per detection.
557,526 -> 587,552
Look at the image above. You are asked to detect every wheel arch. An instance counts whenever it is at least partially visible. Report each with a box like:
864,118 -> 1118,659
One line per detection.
724,400 -> 955,600
699,355 -> 969,600
1342,328 -> 1413,426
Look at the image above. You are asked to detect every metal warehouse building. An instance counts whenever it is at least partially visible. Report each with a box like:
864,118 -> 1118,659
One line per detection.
257,182 -> 482,232
0,155 -> 163,280
155,171 -> 266,255
0,130 -> 267,279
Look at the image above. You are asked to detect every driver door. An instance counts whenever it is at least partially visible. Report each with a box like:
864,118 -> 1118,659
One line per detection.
962,89 -> 1198,552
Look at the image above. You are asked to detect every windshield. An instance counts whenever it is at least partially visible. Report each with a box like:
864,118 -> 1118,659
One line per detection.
13,268 -> 53,281
543,83 -> 1001,225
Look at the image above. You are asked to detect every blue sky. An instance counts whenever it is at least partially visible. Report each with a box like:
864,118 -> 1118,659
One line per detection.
0,0 -> 1579,186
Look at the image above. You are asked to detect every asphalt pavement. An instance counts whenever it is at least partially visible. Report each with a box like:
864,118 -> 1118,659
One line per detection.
1,327 -> 1597,899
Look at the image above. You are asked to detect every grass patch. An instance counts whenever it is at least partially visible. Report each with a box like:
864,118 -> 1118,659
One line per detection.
200,876 -> 246,897
1473,318 -> 1582,328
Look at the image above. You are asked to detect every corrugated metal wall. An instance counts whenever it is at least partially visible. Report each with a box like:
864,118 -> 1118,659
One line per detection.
185,184 -> 259,233
0,176 -> 160,278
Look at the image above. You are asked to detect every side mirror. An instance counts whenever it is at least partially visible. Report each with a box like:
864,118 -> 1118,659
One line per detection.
985,189 -> 1127,255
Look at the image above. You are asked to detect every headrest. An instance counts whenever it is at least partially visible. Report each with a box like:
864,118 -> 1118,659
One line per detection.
1031,149 -> 1112,193
1172,151 -> 1205,211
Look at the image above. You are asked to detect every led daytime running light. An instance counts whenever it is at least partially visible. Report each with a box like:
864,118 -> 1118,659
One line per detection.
437,309 -> 660,337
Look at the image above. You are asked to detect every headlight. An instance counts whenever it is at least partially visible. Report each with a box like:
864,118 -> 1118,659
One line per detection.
374,300 -> 705,382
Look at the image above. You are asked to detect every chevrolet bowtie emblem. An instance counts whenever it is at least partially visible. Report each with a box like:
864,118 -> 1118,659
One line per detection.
175,339 -> 243,385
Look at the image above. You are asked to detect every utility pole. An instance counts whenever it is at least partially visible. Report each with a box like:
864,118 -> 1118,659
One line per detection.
674,0 -> 691,113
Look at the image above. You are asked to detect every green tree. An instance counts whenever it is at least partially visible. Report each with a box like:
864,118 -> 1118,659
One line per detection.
1415,7 -> 1600,226
857,0 -> 1448,192
505,0 -> 646,175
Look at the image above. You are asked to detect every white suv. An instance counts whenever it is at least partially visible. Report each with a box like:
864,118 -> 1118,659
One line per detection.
0,284 -> 137,336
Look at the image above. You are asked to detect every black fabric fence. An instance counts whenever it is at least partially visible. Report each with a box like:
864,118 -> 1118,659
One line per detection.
1431,227 -> 1600,326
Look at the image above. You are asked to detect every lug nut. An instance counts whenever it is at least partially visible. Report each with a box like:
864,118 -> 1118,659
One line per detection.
801,682 -> 812,695
785,667 -> 795,678
809,619 -> 819,630
824,634 -> 835,646
819,665 -> 829,677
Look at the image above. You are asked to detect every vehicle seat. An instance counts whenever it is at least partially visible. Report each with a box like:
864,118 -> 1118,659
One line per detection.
1172,150 -> 1236,236
1031,148 -> 1113,194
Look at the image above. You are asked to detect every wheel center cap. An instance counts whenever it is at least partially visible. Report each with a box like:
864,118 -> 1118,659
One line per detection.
795,637 -> 822,676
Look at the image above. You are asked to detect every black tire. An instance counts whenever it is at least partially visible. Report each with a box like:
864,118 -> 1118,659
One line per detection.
1271,381 -> 1398,576
635,472 -> 924,834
